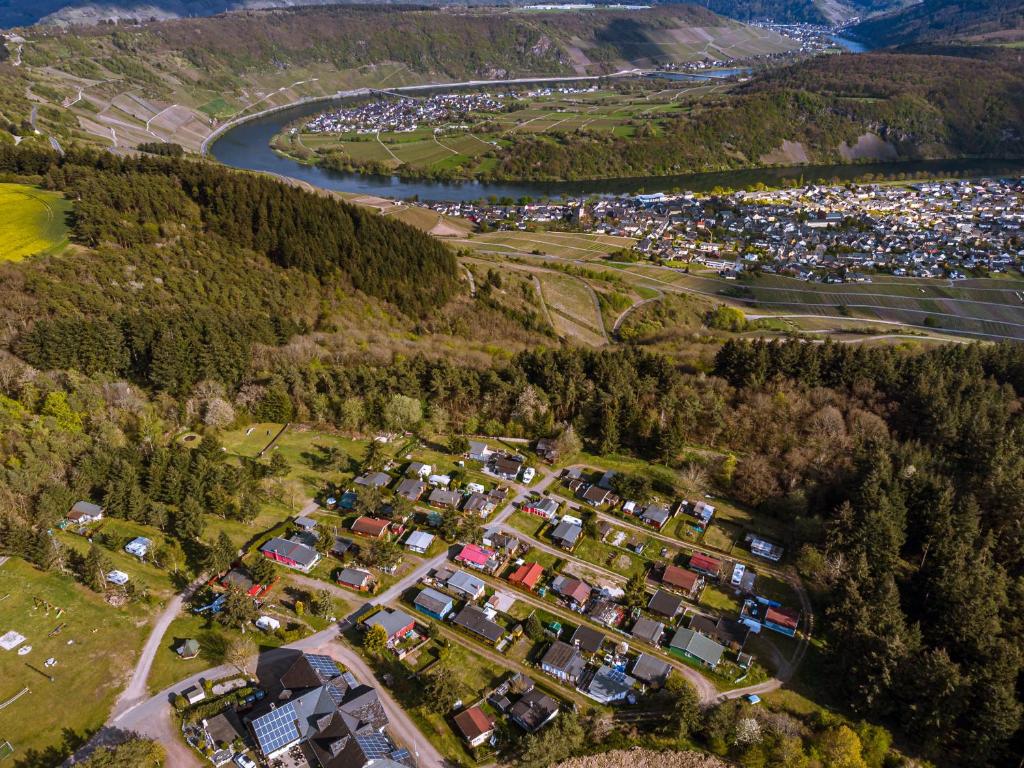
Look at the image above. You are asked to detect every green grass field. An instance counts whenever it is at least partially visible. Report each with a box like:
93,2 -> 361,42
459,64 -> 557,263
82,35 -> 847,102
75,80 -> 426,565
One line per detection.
0,559 -> 152,759
0,184 -> 71,262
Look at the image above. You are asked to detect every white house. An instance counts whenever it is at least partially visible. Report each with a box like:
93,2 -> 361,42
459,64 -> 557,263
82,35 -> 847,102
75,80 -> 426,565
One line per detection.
405,530 -> 435,554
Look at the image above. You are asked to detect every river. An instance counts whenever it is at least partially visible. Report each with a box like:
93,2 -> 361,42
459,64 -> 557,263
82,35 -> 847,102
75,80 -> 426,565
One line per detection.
211,80 -> 1024,203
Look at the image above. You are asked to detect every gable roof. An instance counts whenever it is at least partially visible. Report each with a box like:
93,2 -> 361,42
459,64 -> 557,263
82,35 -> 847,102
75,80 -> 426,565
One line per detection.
354,471 -> 391,488
647,588 -> 684,618
351,517 -> 390,537
570,624 -> 606,654
414,587 -> 452,616
541,640 -> 586,677
456,543 -> 496,567
553,576 -> 591,604
508,562 -> 544,589
689,552 -> 722,575
453,706 -> 494,742
365,609 -> 415,639
663,564 -> 700,592
631,653 -> 672,686
452,605 -> 503,643
337,567 -> 373,588
631,617 -> 665,645
669,627 -> 726,667
551,520 -> 583,546
447,569 -> 485,596
260,536 -> 319,567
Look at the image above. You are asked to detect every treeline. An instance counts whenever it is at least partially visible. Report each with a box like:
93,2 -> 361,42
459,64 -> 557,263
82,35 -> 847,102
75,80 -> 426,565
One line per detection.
0,145 -> 459,392
852,0 -> 1024,47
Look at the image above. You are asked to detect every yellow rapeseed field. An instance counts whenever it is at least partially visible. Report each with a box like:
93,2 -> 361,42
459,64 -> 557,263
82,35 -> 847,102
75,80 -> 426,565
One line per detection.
0,183 -> 71,261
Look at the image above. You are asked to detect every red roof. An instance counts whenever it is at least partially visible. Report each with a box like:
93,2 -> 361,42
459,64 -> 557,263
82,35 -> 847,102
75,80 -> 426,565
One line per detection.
456,544 -> 495,567
689,553 -> 722,575
766,606 -> 800,630
559,578 -> 591,604
663,565 -> 700,591
509,562 -> 544,589
351,516 -> 390,537
453,705 -> 494,741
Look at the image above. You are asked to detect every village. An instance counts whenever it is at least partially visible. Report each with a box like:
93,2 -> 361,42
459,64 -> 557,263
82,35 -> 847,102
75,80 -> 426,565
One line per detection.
302,87 -> 596,137
426,177 -> 1024,281
39,425 -> 805,768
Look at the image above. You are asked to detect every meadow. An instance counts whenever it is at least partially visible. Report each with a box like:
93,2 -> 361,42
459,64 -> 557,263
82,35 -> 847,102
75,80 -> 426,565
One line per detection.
0,559 -> 152,761
0,184 -> 71,261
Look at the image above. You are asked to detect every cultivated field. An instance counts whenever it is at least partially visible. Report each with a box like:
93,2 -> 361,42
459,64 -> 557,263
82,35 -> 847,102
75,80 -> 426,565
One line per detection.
536,270 -> 609,346
459,230 -> 636,260
0,184 -> 71,261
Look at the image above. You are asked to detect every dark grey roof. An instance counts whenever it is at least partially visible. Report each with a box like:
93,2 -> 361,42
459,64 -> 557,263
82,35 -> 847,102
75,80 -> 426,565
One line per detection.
551,520 -> 583,546
453,605 -> 503,643
631,617 -> 665,645
541,641 -> 586,678
413,587 -> 452,615
647,589 -> 684,618
570,624 -> 606,654
631,653 -> 672,686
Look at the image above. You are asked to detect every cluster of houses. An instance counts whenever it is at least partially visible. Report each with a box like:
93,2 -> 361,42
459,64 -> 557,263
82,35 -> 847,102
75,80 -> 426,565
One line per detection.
419,178 -> 1024,280
185,650 -> 410,768
303,91 -> 508,135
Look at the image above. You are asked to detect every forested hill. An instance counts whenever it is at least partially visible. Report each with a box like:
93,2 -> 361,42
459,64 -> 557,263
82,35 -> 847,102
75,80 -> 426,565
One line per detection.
0,144 -> 459,393
852,0 -> 1024,47
492,49 -> 1024,180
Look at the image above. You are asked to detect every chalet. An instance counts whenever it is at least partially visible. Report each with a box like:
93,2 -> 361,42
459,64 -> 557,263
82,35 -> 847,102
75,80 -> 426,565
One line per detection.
351,516 -> 390,539
584,665 -> 636,704
407,461 -> 432,479
639,503 -> 671,530
428,488 -> 461,509
293,515 -> 317,532
550,519 -> 583,550
689,552 -> 723,580
365,608 -> 416,645
455,543 -> 501,573
689,614 -> 749,651
446,569 -> 486,601
631,653 -> 672,688
669,627 -> 725,669
331,535 -> 356,559
404,530 -> 435,554
631,617 -> 665,646
395,478 -> 427,502
482,528 -> 522,558
536,437 -> 559,463
569,624 -> 605,655
508,562 -> 545,591
468,441 -> 493,462
662,564 -> 704,598
67,501 -> 103,525
741,600 -> 800,637
580,484 -> 612,507
259,536 -> 321,572
487,453 -> 524,481
540,641 -> 586,685
522,497 -> 560,520
428,473 -> 452,488
551,576 -> 592,610
692,500 -> 715,528
452,604 -> 504,644
337,567 -> 375,592
510,687 -> 560,732
354,471 -> 391,488
647,589 -> 684,620
453,706 -> 495,748
413,587 -> 453,620
462,492 -> 496,517
589,600 -> 627,629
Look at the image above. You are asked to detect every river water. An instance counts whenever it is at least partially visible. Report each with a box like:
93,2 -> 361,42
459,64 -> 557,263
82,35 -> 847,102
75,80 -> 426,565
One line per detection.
211,80 -> 1024,203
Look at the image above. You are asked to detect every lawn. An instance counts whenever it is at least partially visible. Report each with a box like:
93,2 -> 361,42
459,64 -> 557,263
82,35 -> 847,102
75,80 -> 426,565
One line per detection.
0,184 -> 71,261
700,584 -> 742,615
0,558 -> 153,761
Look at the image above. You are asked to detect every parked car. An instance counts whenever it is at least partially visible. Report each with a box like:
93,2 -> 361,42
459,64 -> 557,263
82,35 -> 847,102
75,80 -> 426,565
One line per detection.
234,754 -> 257,768
522,467 -> 536,483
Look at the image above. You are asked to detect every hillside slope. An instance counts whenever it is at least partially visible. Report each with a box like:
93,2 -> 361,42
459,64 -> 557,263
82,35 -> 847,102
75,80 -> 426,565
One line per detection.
852,0 -> 1024,47
9,5 -> 796,151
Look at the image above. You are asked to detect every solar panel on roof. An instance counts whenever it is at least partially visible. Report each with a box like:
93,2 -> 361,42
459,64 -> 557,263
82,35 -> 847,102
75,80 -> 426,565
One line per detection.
391,748 -> 412,761
341,671 -> 358,688
355,732 -> 392,759
326,684 -> 346,705
306,653 -> 342,681
252,702 -> 300,755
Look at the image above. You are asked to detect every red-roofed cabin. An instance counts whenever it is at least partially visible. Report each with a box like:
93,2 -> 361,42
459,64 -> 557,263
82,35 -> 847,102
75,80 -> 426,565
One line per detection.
351,516 -> 390,539
688,552 -> 722,579
765,606 -> 800,636
508,562 -> 545,591
455,543 -> 498,572
662,564 -> 703,598
453,705 -> 495,747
